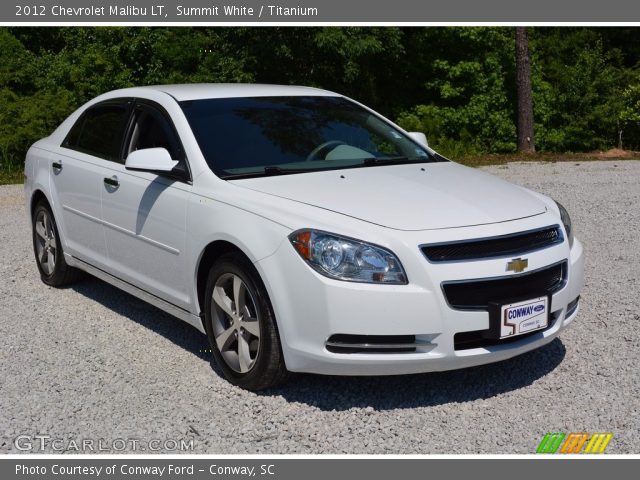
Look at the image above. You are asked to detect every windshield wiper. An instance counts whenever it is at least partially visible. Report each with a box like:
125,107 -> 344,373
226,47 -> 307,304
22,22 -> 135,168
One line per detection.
220,157 -> 434,180
263,166 -> 310,176
220,166 -> 311,180
362,156 -> 429,166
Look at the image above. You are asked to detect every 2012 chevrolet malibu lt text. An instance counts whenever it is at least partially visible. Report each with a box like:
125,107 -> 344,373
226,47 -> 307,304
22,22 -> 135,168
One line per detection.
24,84 -> 585,390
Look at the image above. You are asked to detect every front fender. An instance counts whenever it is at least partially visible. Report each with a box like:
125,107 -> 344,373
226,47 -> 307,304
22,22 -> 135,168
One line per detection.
186,194 -> 292,314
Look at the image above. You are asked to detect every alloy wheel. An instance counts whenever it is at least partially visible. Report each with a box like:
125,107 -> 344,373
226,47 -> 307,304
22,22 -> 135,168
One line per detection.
34,209 -> 57,276
210,273 -> 261,373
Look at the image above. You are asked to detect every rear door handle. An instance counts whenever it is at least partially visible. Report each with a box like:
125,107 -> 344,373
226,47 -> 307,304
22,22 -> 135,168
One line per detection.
103,176 -> 119,188
52,161 -> 62,171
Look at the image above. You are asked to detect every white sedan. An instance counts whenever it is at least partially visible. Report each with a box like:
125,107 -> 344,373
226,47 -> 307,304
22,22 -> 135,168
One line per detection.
24,84 -> 584,390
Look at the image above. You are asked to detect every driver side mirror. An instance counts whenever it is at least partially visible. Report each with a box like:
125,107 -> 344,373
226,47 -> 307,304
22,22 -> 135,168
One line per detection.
407,132 -> 428,148
125,147 -> 179,173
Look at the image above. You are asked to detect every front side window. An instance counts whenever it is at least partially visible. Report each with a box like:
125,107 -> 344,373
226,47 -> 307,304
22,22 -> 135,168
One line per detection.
126,105 -> 183,161
180,96 -> 440,179
63,102 -> 131,162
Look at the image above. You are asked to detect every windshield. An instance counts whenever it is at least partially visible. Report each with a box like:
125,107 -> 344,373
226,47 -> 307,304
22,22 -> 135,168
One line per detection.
180,96 -> 441,179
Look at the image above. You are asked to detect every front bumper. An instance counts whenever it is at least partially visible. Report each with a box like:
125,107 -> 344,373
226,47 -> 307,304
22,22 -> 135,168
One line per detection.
256,217 -> 585,376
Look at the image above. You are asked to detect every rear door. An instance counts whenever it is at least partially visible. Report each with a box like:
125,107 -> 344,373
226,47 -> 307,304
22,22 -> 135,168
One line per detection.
52,100 -> 132,269
100,100 -> 192,310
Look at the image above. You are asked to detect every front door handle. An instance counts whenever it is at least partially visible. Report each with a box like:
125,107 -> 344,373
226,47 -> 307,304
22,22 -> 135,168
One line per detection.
52,161 -> 62,171
103,176 -> 119,188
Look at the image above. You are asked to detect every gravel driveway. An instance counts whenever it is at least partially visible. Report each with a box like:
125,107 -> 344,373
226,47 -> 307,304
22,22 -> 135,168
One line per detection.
1,160 -> 638,454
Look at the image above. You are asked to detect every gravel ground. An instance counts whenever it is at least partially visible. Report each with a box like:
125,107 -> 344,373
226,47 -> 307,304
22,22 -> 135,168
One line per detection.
1,160 -> 639,454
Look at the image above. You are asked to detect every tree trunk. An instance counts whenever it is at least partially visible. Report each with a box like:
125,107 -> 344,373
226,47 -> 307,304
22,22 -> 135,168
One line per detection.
516,27 -> 535,153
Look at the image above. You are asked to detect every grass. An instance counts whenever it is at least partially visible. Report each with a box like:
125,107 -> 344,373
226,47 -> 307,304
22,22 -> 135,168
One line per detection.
456,149 -> 640,167
1,149 -> 638,185
0,168 -> 24,185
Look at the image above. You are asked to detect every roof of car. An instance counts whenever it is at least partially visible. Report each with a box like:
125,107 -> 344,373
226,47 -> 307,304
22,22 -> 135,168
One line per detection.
137,83 -> 341,101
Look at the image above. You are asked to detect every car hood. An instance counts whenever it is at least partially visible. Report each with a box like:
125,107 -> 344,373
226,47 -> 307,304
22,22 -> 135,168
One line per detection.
230,162 -> 547,231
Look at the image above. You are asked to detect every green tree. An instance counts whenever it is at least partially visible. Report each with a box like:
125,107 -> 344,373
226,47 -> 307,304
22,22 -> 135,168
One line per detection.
397,28 -> 517,155
2,26 -> 640,179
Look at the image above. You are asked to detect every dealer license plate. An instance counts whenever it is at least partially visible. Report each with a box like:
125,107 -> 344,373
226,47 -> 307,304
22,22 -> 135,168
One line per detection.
500,296 -> 548,339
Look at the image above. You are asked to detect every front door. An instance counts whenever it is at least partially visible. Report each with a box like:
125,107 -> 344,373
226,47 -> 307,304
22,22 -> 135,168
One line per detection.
100,102 -> 192,310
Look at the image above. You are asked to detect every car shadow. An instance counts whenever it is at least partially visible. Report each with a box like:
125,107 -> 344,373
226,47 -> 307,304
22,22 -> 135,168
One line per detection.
71,276 -> 566,410
260,339 -> 566,411
70,276 -> 211,361
135,177 -> 173,235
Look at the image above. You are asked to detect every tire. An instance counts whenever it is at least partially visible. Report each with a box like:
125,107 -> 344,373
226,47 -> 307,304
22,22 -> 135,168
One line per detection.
204,252 -> 289,390
32,202 -> 83,287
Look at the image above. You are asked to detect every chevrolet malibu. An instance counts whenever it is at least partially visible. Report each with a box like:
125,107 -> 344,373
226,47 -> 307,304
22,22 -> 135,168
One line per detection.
24,84 -> 584,390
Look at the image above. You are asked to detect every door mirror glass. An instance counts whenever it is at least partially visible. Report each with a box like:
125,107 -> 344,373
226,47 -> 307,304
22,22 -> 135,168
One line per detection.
407,132 -> 428,147
125,147 -> 178,173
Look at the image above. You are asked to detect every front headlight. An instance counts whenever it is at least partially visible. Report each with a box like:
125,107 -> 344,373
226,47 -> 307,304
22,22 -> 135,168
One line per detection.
289,229 -> 408,284
555,201 -> 574,248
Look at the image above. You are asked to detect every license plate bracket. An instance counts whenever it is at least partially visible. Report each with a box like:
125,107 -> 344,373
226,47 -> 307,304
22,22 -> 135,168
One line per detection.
486,294 -> 551,340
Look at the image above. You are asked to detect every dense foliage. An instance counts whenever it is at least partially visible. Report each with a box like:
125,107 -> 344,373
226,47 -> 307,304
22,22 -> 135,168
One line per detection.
1,27 -> 639,171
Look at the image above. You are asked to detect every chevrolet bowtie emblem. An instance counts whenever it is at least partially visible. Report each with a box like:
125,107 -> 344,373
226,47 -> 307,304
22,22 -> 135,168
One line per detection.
506,257 -> 529,273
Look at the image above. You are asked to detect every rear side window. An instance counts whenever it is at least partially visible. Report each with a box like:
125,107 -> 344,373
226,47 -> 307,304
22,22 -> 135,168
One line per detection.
63,102 -> 131,162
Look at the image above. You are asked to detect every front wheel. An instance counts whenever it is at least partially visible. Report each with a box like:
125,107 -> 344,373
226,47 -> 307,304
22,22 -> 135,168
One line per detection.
204,252 -> 289,390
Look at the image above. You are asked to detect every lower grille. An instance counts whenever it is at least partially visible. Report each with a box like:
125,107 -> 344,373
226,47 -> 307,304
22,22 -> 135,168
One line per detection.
326,334 -> 428,354
442,261 -> 567,311
454,310 -> 561,350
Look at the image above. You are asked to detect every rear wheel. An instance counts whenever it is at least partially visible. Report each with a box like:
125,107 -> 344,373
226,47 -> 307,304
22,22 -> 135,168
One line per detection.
204,252 -> 289,390
32,202 -> 83,286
